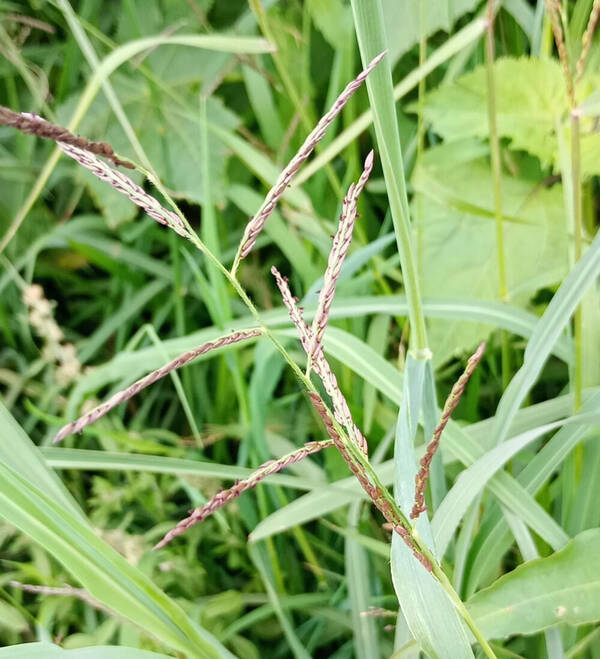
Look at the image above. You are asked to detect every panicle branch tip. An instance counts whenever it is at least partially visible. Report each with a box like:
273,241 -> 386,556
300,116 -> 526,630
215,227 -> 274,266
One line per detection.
53,329 -> 262,443
411,342 -> 486,519
233,52 -> 385,269
154,439 -> 333,549
0,105 -> 133,168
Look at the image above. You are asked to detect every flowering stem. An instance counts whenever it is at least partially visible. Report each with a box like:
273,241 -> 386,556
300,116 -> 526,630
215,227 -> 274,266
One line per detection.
485,2 -> 510,392
571,110 -> 583,411
412,343 -> 486,519
24,88 -> 492,654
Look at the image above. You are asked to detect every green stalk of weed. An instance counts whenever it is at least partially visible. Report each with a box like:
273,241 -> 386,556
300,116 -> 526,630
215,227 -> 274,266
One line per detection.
349,0 -> 428,356
485,0 -> 511,390
571,110 -> 583,412
9,31 -> 494,656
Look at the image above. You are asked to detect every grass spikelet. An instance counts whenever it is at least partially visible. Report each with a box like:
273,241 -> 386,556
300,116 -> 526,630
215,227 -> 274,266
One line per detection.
154,439 -> 333,549
54,329 -> 262,443
0,105 -> 133,168
576,0 -> 600,82
232,52 -> 386,272
57,143 -> 189,238
272,266 -> 368,455
307,150 -> 374,368
411,342 -> 486,519
545,0 -> 574,105
308,391 -> 431,570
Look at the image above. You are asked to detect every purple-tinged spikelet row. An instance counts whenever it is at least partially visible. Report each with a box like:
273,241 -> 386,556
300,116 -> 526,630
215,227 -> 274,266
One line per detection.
57,143 -> 189,239
545,0 -> 575,104
411,342 -> 486,520
0,105 -> 133,168
154,439 -> 333,549
307,392 -> 431,571
271,266 -> 368,455
234,51 -> 386,268
54,329 -> 262,443
308,150 -> 374,365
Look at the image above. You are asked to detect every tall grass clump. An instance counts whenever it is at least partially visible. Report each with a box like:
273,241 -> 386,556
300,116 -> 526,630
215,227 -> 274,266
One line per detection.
0,1 -> 599,658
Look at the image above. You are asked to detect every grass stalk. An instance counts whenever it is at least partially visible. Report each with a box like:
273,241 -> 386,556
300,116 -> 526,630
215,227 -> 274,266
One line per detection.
428,558 -> 497,659
2,28 -> 493,652
571,110 -> 583,411
184,228 -> 493,650
350,0 -> 428,355
416,0 -> 427,284
485,0 -> 511,391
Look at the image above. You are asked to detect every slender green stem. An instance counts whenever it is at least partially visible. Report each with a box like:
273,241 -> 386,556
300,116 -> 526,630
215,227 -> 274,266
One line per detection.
350,0 -> 429,355
416,0 -> 427,286
571,110 -> 583,411
95,80 -> 488,655
485,1 -> 511,390
485,1 -> 507,303
428,557 -> 498,659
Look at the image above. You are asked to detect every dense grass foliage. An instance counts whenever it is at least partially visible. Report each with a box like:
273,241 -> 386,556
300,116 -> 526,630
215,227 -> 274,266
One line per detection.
0,1 -> 599,657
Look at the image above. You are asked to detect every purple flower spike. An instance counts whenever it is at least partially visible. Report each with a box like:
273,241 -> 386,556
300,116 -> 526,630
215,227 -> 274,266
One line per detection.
233,52 -> 386,271
307,151 -> 374,368
154,439 -> 333,549
54,329 -> 262,443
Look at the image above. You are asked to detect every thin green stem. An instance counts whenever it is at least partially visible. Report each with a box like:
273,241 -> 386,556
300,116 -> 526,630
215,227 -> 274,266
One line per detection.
428,556 -> 497,659
485,1 -> 511,390
350,0 -> 429,355
485,2 -> 507,302
59,74 -> 488,651
571,110 -> 583,411
416,0 -> 427,286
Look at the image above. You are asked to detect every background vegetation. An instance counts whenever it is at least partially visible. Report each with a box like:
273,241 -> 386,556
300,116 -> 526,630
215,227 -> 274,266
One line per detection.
0,0 -> 599,657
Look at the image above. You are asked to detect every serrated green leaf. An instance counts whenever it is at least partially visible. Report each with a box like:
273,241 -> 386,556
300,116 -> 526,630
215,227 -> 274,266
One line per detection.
420,57 -> 600,177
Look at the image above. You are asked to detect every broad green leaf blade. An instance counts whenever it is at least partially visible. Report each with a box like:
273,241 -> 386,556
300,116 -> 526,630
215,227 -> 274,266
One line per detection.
0,644 -> 172,658
467,529 -> 600,639
391,355 -> 473,658
0,402 -> 83,521
414,152 -> 569,364
0,460 -> 233,659
421,57 -> 600,177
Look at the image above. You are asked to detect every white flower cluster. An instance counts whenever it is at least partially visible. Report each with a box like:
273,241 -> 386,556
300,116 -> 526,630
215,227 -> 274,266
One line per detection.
23,284 -> 81,387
